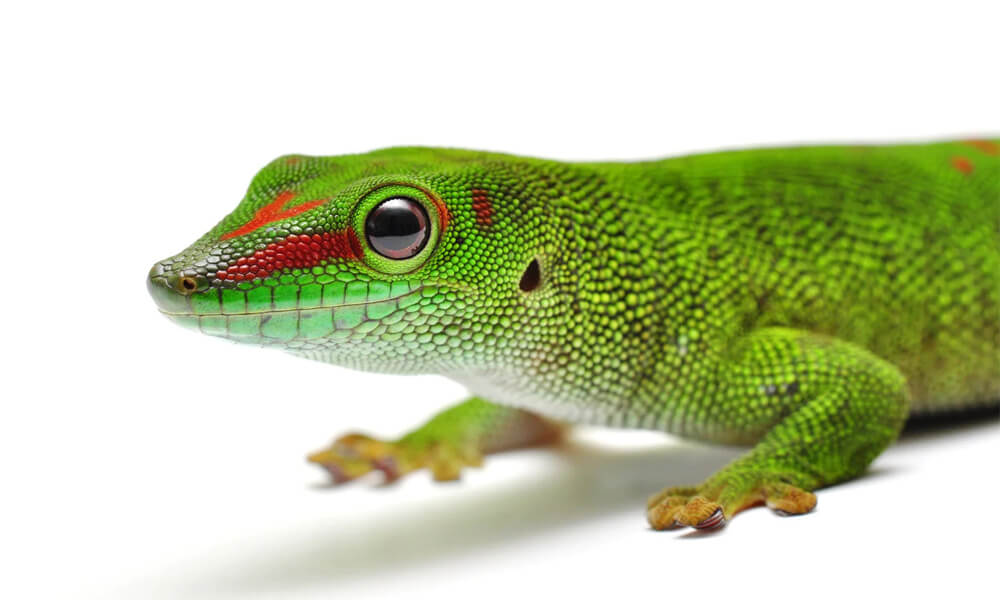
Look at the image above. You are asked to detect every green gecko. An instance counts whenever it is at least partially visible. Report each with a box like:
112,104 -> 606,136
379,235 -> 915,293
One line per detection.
148,139 -> 1000,531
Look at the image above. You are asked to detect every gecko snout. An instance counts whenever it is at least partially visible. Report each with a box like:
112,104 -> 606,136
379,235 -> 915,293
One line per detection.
147,263 -> 209,313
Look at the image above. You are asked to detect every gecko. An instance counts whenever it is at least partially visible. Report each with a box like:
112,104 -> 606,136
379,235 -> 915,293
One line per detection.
148,139 -> 1000,531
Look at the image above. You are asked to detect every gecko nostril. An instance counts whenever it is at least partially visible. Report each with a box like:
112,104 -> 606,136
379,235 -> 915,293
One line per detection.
179,276 -> 198,293
148,268 -> 198,313
171,274 -> 206,296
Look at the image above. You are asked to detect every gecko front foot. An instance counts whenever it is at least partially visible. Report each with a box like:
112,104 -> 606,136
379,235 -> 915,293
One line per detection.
308,432 -> 483,484
308,397 -> 563,486
646,478 -> 817,531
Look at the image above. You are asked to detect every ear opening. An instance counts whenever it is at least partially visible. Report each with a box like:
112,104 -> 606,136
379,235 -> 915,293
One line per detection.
519,258 -> 541,292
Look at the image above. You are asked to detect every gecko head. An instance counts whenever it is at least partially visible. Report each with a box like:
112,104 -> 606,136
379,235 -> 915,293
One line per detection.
148,148 -> 571,373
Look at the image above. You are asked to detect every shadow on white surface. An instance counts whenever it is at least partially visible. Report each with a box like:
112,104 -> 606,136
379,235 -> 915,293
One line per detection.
129,417 -> 996,599
166,439 -> 741,595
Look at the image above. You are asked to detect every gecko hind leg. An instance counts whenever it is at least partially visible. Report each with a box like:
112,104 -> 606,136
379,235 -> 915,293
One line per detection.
308,397 -> 564,484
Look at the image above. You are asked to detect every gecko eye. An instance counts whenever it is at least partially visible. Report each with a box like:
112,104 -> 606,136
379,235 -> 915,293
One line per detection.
364,197 -> 430,259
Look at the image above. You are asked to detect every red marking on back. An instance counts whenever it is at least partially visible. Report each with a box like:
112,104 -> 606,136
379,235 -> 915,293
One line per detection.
214,230 -> 360,282
963,139 -> 999,156
221,191 -> 326,240
950,156 -> 974,175
471,188 -> 493,228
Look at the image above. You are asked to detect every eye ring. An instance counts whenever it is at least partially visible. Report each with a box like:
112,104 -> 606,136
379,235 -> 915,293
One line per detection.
364,197 -> 430,260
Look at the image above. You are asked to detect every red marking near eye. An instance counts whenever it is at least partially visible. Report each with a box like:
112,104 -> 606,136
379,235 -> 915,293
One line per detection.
963,139 -> 999,156
429,195 -> 450,231
221,191 -> 326,240
214,231 -> 361,282
471,188 -> 493,228
950,156 -> 974,175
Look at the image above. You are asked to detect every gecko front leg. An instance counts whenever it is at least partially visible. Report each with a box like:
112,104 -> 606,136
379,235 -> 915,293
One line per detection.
648,328 -> 910,530
309,397 -> 565,483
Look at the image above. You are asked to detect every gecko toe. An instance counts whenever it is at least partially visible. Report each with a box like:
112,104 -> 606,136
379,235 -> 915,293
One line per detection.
693,508 -> 726,530
319,463 -> 352,484
764,483 -> 817,516
372,456 -> 401,482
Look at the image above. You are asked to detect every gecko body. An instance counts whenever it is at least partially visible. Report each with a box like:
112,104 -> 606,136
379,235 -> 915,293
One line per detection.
149,140 -> 1000,529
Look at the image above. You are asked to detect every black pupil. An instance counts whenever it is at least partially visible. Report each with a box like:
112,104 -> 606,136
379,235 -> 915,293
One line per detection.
365,197 -> 430,259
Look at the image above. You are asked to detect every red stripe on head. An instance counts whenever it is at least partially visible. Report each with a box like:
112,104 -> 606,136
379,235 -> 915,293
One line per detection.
950,156 -> 975,175
471,188 -> 493,228
214,230 -> 361,282
221,191 -> 327,240
963,139 -> 999,156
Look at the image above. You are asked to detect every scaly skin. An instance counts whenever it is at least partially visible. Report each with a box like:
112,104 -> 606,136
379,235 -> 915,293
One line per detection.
149,139 -> 1000,530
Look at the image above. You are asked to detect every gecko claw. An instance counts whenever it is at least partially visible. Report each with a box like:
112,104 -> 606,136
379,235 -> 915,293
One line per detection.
693,508 -> 726,530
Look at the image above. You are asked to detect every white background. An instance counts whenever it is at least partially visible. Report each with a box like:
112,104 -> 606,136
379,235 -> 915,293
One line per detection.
2,2 -> 998,599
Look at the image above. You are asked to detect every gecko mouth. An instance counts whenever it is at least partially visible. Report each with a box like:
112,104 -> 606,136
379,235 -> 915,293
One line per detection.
149,268 -> 476,343
154,287 -> 425,318
155,286 -> 430,341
